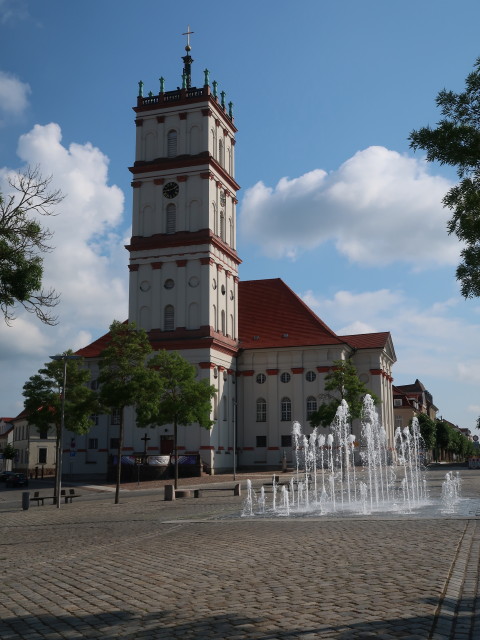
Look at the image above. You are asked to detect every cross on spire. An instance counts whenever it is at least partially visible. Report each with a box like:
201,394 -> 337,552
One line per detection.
181,26 -> 194,89
182,25 -> 194,51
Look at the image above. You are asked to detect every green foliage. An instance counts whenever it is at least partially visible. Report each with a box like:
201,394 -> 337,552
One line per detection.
137,350 -> 216,430
98,321 -> 153,412
435,419 -> 453,451
409,57 -> 480,298
137,349 -> 216,489
0,166 -> 63,324
22,350 -> 99,437
2,442 -> 17,460
309,360 -> 379,428
415,413 -> 437,451
98,320 -> 154,503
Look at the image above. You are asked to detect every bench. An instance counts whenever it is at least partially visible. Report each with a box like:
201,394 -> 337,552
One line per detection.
35,489 -> 83,505
193,484 -> 241,498
31,491 -> 45,506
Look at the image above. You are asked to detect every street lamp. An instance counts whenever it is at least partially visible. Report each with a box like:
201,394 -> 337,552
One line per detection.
49,353 -> 80,509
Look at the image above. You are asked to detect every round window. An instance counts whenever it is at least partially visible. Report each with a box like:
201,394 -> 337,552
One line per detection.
256,373 -> 266,384
139,280 -> 151,292
212,279 -> 217,290
164,279 -> 175,289
221,285 -> 226,295
189,276 -> 199,288
280,372 -> 291,383
306,370 -> 316,382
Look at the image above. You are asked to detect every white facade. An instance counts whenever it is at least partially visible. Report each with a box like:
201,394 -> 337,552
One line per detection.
65,47 -> 396,477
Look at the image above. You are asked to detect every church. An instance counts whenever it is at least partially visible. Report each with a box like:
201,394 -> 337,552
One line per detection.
68,40 -> 396,477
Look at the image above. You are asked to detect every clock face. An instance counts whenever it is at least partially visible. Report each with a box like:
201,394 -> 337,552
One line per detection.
163,182 -> 179,199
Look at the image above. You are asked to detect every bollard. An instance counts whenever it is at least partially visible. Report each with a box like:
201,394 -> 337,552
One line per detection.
233,483 -> 241,496
194,489 -> 201,498
164,484 -> 175,501
22,491 -> 30,511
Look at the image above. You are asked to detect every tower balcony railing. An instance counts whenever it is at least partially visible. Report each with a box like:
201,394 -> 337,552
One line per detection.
138,86 -> 209,107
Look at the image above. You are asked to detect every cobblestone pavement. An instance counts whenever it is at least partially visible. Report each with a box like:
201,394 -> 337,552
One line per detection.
1,466 -> 480,639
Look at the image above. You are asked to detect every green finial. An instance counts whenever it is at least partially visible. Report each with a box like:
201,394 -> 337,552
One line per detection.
204,68 -> 210,87
212,80 -> 218,98
182,71 -> 187,89
159,77 -> 165,93
138,80 -> 144,98
228,101 -> 234,119
148,91 -> 153,97
220,90 -> 226,109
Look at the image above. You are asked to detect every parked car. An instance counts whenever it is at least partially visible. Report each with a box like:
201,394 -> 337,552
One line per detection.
0,470 -> 15,482
5,473 -> 29,488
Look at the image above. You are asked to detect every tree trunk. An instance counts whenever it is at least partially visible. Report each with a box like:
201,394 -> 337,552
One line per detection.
174,418 -> 178,490
115,410 -> 124,504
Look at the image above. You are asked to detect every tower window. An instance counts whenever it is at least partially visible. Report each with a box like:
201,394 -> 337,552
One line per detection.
280,372 -> 291,383
167,130 -> 177,157
256,398 -> 267,422
166,203 -> 176,234
164,305 -> 174,331
256,373 -> 266,384
306,370 -> 316,382
281,397 -> 291,422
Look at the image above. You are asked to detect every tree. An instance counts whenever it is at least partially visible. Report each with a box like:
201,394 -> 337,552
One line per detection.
0,165 -> 63,324
136,350 -> 216,490
409,57 -> 480,298
415,413 -> 437,460
308,360 -> 380,429
98,321 -> 154,504
22,350 -> 99,499
436,419 -> 453,460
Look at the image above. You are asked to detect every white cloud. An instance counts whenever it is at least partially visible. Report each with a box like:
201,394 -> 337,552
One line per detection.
302,286 -> 480,427
0,122 -> 128,416
240,146 -> 457,267
0,70 -> 30,120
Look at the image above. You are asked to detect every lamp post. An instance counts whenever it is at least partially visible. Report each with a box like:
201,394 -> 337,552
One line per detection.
49,353 -> 80,509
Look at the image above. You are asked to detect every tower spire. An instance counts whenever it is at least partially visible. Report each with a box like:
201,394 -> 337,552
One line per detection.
181,25 -> 194,89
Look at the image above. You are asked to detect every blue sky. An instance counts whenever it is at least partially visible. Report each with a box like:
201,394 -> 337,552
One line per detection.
1,0 -> 480,430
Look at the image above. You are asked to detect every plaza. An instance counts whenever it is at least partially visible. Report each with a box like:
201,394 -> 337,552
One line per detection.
1,465 -> 480,639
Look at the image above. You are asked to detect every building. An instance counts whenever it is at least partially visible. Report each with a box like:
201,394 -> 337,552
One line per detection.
0,418 -> 14,472
393,379 -> 438,431
9,410 -> 56,477
65,40 -> 397,476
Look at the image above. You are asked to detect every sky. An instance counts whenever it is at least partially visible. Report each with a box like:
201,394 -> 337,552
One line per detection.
1,0 -> 480,430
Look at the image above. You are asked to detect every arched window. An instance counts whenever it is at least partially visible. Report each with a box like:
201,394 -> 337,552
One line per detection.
166,203 -> 176,234
306,396 -> 317,419
219,139 -> 224,166
164,305 -> 174,331
167,130 -> 177,157
212,304 -> 217,331
229,217 -> 233,246
220,211 -> 225,241
256,398 -> 267,422
281,397 -> 291,422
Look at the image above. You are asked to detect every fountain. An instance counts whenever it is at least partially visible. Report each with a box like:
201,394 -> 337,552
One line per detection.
242,395 -> 461,517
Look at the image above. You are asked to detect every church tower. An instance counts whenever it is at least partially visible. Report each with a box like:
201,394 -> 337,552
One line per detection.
126,33 -> 240,472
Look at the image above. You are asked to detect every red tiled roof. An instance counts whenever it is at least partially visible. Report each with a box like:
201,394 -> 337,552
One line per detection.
76,279 -> 392,358
339,332 -> 391,350
238,279 -> 344,349
75,329 -> 113,358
